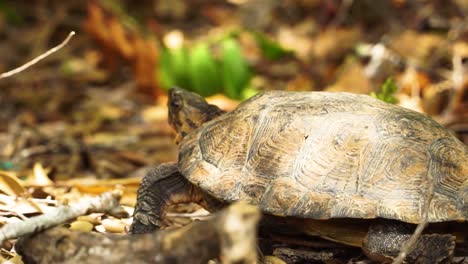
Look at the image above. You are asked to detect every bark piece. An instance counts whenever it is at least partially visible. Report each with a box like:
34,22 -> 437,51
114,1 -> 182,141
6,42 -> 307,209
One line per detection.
0,190 -> 123,243
16,202 -> 260,264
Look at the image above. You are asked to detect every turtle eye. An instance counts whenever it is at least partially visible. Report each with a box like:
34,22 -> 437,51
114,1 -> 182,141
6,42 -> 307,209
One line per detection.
170,98 -> 182,109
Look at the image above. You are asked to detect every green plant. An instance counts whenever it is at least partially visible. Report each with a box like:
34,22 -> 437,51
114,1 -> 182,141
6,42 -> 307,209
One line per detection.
241,87 -> 260,100
371,78 -> 398,104
188,43 -> 222,96
157,36 -> 253,99
222,38 -> 251,99
158,46 -> 190,89
253,32 -> 293,61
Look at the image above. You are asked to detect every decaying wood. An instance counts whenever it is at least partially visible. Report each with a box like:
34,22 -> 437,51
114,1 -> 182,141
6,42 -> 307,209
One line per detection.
272,248 -> 336,263
0,190 -> 123,244
258,231 -> 362,263
15,202 -> 260,264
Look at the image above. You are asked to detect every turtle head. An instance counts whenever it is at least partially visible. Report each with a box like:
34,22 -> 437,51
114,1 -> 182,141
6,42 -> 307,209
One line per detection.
168,87 -> 225,143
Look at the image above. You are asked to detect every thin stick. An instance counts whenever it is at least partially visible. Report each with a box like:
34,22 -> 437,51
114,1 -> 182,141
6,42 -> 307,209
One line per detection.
15,202 -> 260,264
0,190 -> 122,243
392,163 -> 435,264
0,31 -> 75,80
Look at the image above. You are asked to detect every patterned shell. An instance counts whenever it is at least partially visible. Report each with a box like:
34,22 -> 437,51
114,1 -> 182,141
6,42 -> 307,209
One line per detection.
178,91 -> 468,224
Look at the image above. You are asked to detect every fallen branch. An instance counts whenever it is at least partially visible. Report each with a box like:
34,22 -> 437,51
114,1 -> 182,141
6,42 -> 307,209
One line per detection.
0,190 -> 122,243
16,202 -> 260,264
0,31 -> 75,80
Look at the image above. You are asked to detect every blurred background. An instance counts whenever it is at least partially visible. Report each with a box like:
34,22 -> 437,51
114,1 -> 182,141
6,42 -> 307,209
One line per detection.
0,0 -> 467,193
0,0 -> 467,260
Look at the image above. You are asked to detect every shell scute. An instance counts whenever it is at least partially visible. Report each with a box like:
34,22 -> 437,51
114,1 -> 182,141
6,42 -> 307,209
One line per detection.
178,91 -> 468,223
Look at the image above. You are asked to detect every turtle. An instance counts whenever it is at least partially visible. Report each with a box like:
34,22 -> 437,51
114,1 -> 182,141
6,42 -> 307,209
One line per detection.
131,87 -> 468,263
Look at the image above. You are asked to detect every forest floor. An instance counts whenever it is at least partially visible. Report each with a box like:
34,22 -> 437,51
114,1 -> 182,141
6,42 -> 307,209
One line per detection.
0,0 -> 467,263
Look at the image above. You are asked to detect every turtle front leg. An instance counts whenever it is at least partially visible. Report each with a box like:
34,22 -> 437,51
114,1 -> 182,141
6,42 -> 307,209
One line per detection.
363,220 -> 456,264
130,162 -> 210,234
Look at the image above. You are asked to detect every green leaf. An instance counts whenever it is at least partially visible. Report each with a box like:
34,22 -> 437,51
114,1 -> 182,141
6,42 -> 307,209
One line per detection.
157,48 -> 174,89
253,32 -> 293,61
188,43 -> 221,96
222,38 -> 251,99
241,86 -> 260,100
169,47 -> 190,88
158,47 -> 190,90
371,78 -> 398,104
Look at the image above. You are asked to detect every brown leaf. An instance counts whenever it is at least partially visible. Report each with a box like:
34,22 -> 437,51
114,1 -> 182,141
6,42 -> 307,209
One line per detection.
56,178 -> 140,206
100,218 -> 126,233
0,171 -> 25,196
0,195 -> 45,216
206,94 -> 240,112
85,0 -> 160,99
69,220 -> 94,232
32,163 -> 54,186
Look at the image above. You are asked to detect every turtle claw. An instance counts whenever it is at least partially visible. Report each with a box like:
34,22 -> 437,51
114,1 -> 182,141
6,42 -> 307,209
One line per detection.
130,163 -> 204,234
130,211 -> 164,234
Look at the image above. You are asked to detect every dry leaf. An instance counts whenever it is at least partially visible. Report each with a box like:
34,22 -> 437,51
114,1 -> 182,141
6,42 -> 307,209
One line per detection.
398,67 -> 430,96
69,220 -> 94,232
206,94 -> 240,112
77,213 -> 103,225
390,30 -> 446,67
101,218 -> 126,233
85,0 -> 160,98
397,94 -> 424,113
141,105 -> 169,122
0,216 -> 22,225
277,26 -> 313,61
0,171 -> 25,196
326,59 -> 372,94
264,256 -> 287,264
312,28 -> 362,61
32,163 -> 53,186
58,177 -> 141,189
57,178 -> 140,206
3,254 -> 24,264
286,74 -> 315,92
0,200 -> 36,216
0,194 -> 55,216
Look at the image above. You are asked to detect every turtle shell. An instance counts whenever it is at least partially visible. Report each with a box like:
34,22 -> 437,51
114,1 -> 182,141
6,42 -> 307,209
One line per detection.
178,91 -> 468,224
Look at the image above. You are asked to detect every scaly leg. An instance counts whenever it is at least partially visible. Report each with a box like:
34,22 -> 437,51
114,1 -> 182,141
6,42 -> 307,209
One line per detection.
363,220 -> 456,264
130,162 -> 210,234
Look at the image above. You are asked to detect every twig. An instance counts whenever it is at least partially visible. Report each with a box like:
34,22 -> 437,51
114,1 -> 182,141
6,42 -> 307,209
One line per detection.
0,190 -> 122,243
392,162 -> 435,264
0,31 -> 75,80
16,202 -> 260,264
0,193 -> 58,207
166,210 -> 211,219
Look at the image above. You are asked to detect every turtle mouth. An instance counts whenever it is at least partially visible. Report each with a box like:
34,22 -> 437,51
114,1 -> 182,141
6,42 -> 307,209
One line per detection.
168,88 -> 184,111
